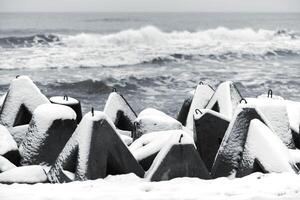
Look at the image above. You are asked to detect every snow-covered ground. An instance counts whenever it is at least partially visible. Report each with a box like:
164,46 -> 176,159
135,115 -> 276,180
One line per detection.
1,173 -> 300,200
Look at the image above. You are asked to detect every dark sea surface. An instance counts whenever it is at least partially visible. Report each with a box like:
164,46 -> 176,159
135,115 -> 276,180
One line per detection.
0,12 -> 299,116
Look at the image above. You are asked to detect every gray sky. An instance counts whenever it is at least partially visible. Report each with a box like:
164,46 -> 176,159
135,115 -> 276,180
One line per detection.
0,0 -> 299,12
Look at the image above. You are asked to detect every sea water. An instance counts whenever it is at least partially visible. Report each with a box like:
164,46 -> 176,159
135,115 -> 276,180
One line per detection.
0,12 -> 299,116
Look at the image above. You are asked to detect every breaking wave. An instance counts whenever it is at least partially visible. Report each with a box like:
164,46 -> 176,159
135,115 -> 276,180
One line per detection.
0,26 -> 299,69
0,34 -> 60,48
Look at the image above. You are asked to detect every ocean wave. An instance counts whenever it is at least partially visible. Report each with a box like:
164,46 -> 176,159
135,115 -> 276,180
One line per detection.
0,26 -> 299,69
0,34 -> 60,48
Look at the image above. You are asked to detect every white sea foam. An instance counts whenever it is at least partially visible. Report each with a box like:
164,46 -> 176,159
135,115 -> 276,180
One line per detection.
0,26 -> 299,69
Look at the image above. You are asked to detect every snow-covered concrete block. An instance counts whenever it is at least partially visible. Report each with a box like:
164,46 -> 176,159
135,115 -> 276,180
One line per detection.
185,83 -> 215,130
19,104 -> 77,166
285,101 -> 300,148
240,119 -> 297,175
130,130 -> 184,171
0,125 -> 20,166
47,111 -> 144,183
0,165 -> 48,184
247,98 -> 295,149
193,109 -> 230,171
177,90 -> 194,126
104,91 -> 137,132
205,81 -> 242,120
144,131 -> 210,181
9,124 -> 29,146
50,96 -> 82,123
0,76 -> 50,128
211,103 -> 298,178
132,108 -> 182,140
0,156 -> 16,173
211,106 -> 266,178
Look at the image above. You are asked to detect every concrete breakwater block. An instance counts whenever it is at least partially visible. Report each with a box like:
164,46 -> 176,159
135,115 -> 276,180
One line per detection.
0,125 -> 20,166
246,97 -> 295,149
50,96 -> 82,123
0,76 -> 50,144
240,119 -> 297,175
211,103 -> 298,178
193,109 -> 230,171
19,104 -> 77,166
47,111 -> 144,183
143,132 -> 210,181
185,83 -> 215,130
177,90 -> 193,126
0,76 -> 50,128
129,130 -> 186,171
205,81 -> 242,120
104,91 -> 137,132
132,108 -> 182,140
211,106 -> 266,178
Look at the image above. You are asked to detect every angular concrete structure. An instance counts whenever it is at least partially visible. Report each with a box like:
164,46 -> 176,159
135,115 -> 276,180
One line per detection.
132,108 -> 182,140
19,104 -> 77,166
104,91 -> 137,132
205,81 -> 242,120
193,109 -> 230,171
47,111 -> 144,183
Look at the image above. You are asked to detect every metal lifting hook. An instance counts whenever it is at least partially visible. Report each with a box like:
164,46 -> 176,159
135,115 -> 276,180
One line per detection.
195,108 -> 202,115
268,89 -> 273,98
91,107 -> 94,117
63,95 -> 68,101
240,98 -> 247,104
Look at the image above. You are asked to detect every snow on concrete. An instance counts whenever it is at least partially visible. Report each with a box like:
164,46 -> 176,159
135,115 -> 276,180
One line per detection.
9,125 -> 29,146
246,97 -> 294,148
1,173 -> 300,200
286,100 -> 300,133
19,104 -> 77,166
0,125 -> 18,155
49,96 -> 79,105
129,130 -> 193,162
134,108 -> 183,138
205,81 -> 242,120
0,92 -> 7,110
193,108 -> 231,122
0,156 -> 16,173
104,92 -> 136,127
185,84 -> 214,130
48,110 -> 124,181
244,119 -> 295,173
144,131 -> 194,179
0,165 -> 48,184
0,76 -> 49,127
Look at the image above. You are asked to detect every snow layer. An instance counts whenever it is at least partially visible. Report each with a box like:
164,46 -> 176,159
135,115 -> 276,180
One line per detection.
0,125 -> 18,155
104,92 -> 136,126
50,96 -> 79,105
244,119 -> 295,173
0,156 -> 16,173
19,104 -> 77,165
193,108 -> 231,122
0,165 -> 48,184
0,76 -> 50,127
134,108 -> 182,137
129,130 -> 193,162
9,125 -> 29,146
1,173 -> 300,199
286,100 -> 300,133
144,131 -> 194,179
205,81 -> 242,120
246,97 -> 294,148
185,84 -> 214,130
